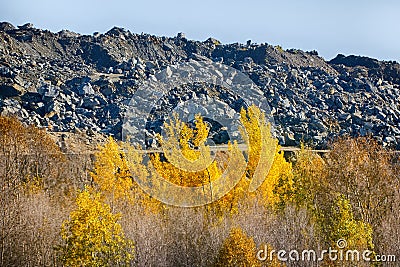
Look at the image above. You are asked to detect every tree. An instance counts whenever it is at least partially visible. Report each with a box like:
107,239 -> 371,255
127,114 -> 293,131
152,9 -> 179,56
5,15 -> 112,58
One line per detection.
150,107 -> 293,214
58,188 -> 134,266
91,137 -> 163,213
152,114 -> 221,187
0,116 -> 64,189
91,137 -> 134,204
239,105 -> 293,208
323,195 -> 373,250
0,116 -> 66,266
215,227 -> 260,267
289,145 -> 327,211
325,137 -> 397,228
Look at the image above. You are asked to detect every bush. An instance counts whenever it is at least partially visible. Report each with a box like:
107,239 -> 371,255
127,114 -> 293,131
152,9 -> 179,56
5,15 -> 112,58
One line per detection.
58,188 -> 134,266
215,227 -> 260,267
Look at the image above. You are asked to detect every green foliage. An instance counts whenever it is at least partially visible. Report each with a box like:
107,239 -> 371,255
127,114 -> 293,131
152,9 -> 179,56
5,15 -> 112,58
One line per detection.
58,188 -> 134,266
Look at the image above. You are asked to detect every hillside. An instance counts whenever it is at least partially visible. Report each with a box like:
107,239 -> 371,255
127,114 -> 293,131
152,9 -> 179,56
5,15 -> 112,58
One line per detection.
1,21 -> 399,149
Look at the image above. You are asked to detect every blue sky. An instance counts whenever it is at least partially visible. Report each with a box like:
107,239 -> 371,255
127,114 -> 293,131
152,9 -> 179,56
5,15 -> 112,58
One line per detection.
1,0 -> 399,62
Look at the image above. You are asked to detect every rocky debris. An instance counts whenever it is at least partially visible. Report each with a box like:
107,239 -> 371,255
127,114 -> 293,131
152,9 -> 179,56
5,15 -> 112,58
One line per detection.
0,82 -> 24,97
0,22 -> 399,149
330,54 -> 400,84
18,23 -> 34,30
0,22 -> 15,31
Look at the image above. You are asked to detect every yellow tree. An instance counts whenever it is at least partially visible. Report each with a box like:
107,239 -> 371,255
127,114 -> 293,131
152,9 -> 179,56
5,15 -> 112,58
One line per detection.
286,145 -> 327,211
58,188 -> 134,266
91,137 -> 134,205
91,136 -> 163,213
325,195 -> 373,250
215,227 -> 260,267
152,114 -> 221,187
151,107 -> 294,214
239,105 -> 293,208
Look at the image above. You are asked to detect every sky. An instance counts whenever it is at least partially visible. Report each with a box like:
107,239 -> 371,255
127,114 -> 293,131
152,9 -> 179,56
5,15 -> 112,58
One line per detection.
1,0 -> 400,62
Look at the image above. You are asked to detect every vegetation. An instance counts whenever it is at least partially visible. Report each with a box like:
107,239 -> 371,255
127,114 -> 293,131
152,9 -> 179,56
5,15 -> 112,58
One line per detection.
215,227 -> 260,267
0,111 -> 399,266
58,188 -> 134,266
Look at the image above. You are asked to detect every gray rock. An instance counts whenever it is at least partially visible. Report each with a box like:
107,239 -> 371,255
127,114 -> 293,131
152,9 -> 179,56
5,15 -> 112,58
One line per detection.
338,113 -> 351,121
0,83 -> 23,97
284,132 -> 297,146
0,22 -> 15,31
38,83 -> 60,99
384,136 -> 396,143
77,83 -> 95,96
18,23 -> 34,29
163,43 -> 174,51
311,120 -> 327,132
176,32 -> 186,39
82,97 -> 101,109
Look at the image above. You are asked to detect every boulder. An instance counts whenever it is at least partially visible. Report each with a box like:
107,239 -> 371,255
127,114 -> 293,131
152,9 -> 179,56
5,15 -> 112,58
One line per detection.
0,83 -> 24,97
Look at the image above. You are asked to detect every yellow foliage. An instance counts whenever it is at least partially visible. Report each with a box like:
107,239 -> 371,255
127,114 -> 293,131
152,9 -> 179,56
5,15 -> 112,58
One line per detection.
150,107 -> 293,214
261,145 -> 293,207
239,105 -> 267,179
257,243 -> 286,267
58,188 -> 134,266
215,227 -> 261,267
91,137 -> 134,203
325,194 -> 374,250
92,137 -> 164,213
21,176 -> 44,195
239,105 -> 293,208
289,145 -> 326,210
153,114 -> 220,187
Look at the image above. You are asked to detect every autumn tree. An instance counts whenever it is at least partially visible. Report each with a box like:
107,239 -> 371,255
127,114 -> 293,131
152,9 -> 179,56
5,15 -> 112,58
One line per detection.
215,227 -> 260,267
0,116 -> 66,266
91,136 -> 163,213
323,194 -> 373,249
0,116 -> 64,189
58,188 -> 134,266
324,137 -> 397,228
288,145 -> 327,211
239,105 -> 293,208
91,137 -> 134,204
149,106 -> 293,214
152,114 -> 221,187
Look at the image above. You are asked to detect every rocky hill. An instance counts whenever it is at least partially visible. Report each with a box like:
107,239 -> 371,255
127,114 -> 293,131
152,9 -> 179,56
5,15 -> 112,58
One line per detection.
0,22 -> 399,149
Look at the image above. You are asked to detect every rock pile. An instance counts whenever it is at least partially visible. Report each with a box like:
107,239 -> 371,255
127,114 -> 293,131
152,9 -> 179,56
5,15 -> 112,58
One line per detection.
0,22 -> 399,149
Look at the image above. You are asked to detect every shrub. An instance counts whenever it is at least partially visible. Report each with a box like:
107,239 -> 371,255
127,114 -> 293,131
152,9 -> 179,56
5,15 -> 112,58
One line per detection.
215,227 -> 260,267
58,188 -> 134,266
